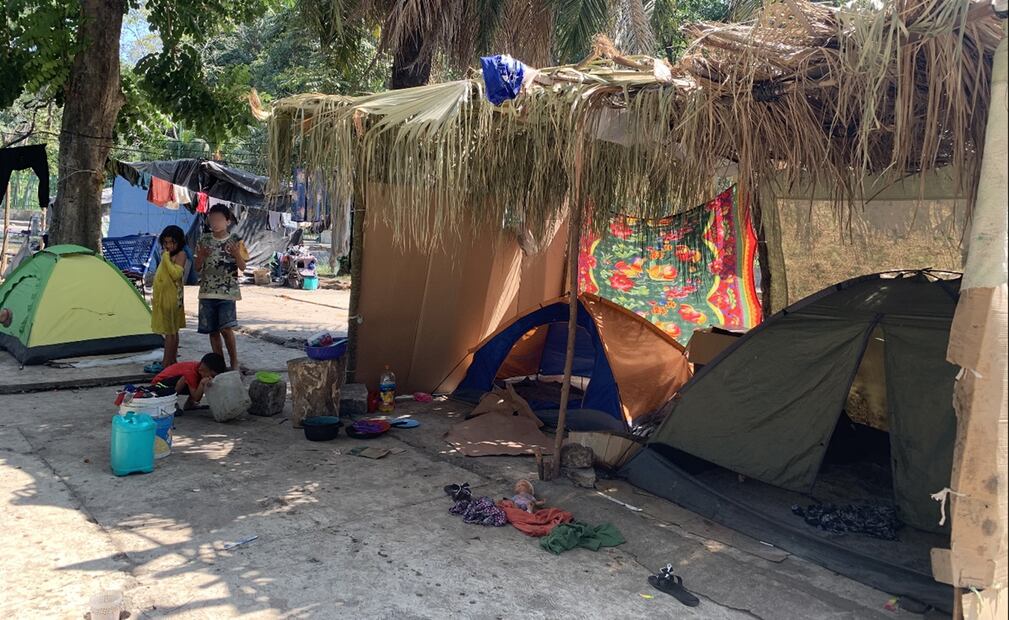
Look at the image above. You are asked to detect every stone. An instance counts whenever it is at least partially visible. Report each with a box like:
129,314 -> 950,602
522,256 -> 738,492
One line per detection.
248,379 -> 287,417
560,443 -> 595,469
565,467 -> 597,489
340,383 -> 368,418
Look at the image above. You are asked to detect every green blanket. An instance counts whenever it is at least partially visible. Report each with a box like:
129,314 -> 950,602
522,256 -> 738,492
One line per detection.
539,521 -> 625,555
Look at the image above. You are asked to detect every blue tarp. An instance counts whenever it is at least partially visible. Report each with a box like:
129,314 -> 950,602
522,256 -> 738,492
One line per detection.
453,299 -> 624,426
108,175 -> 196,239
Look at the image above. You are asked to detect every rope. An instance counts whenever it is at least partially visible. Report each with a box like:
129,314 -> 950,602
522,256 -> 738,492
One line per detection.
930,487 -> 966,526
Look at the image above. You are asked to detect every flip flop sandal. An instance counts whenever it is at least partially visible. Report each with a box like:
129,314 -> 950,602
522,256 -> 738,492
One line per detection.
443,482 -> 472,502
649,565 -> 699,607
390,419 -> 420,429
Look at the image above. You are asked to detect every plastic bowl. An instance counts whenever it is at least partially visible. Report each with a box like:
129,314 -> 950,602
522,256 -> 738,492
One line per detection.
303,416 -> 342,441
256,371 -> 281,384
306,338 -> 348,361
346,418 -> 391,439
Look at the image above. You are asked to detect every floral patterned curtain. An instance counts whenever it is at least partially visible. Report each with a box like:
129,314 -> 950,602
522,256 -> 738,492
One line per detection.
578,186 -> 762,344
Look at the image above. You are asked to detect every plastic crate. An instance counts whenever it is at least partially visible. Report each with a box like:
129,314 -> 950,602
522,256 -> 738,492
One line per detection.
102,234 -> 158,278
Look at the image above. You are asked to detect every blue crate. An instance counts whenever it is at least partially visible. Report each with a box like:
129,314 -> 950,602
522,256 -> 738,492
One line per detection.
102,234 -> 158,278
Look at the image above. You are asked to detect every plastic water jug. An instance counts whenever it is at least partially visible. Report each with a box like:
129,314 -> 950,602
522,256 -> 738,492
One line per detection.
110,412 -> 156,476
378,366 -> 396,413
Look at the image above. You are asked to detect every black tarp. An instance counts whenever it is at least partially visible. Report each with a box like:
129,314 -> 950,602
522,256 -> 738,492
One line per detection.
111,158 -> 274,208
185,205 -> 299,269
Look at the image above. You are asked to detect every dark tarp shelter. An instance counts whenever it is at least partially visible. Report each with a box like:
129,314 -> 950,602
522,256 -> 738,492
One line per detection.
621,271 -> 960,611
112,159 -> 274,208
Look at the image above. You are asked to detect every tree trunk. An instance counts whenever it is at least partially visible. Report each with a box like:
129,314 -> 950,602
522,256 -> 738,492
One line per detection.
390,28 -> 432,89
50,0 -> 126,251
346,187 -> 365,383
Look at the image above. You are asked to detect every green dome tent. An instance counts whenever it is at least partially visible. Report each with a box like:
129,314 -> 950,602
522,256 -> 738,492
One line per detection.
0,245 -> 162,364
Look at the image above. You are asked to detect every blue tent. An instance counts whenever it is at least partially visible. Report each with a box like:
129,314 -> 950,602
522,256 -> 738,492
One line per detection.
452,294 -> 692,431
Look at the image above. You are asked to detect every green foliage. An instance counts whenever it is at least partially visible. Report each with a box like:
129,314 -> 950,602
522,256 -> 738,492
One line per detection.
0,0 -> 78,108
652,0 -> 731,60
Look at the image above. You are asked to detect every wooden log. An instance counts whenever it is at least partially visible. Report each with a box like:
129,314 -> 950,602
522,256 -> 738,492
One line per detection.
286,356 -> 347,427
552,132 -> 587,479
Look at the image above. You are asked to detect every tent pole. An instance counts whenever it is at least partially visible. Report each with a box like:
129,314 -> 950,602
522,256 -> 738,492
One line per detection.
1,182 -> 10,276
346,183 -> 365,384
551,134 -> 586,480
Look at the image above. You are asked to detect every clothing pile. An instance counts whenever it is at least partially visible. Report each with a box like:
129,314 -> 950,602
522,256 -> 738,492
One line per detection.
442,482 -> 625,555
445,485 -> 507,527
792,503 -> 901,540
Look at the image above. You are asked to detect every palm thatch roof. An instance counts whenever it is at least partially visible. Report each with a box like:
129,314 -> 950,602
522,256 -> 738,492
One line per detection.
265,0 -> 1002,247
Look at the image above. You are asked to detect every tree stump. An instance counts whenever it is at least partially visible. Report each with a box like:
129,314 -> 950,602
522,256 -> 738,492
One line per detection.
287,356 -> 347,427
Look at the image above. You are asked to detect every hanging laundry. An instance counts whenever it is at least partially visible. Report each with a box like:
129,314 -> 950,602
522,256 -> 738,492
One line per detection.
147,177 -> 173,207
0,145 -> 49,210
292,168 -> 308,222
173,184 -> 192,205
579,185 -> 762,344
196,192 -> 209,213
481,55 -> 527,106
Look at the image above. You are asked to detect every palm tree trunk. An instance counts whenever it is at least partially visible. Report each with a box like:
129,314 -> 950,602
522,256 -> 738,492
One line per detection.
49,0 -> 126,251
390,28 -> 432,89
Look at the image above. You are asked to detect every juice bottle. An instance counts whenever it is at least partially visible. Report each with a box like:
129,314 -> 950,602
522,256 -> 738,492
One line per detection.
378,366 -> 396,413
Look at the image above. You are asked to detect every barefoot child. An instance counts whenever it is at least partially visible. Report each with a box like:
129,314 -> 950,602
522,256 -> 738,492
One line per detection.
195,204 -> 248,371
151,353 -> 227,411
146,225 -> 189,374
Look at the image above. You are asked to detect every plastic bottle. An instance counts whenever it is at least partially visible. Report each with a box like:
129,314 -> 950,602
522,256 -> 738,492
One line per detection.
378,366 -> 396,413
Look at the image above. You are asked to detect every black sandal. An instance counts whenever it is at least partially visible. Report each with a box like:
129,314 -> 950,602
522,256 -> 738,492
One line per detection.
443,483 -> 472,502
649,564 -> 699,607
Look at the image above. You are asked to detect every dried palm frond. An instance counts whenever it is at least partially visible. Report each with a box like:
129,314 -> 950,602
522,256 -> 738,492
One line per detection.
266,0 -> 1001,250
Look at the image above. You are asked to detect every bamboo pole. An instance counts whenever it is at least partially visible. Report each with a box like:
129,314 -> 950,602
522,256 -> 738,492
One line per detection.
0,183 -> 10,276
551,132 -> 587,480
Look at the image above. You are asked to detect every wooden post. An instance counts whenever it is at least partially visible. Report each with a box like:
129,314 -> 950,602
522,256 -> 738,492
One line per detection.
551,131 -> 587,480
345,183 -> 365,383
1,183 -> 10,276
752,188 -> 774,317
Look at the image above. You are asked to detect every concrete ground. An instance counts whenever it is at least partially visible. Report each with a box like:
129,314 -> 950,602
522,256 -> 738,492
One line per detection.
182,284 -> 351,346
0,295 -> 930,619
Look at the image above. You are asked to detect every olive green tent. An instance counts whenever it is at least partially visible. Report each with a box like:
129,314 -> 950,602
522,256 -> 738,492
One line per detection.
621,271 -> 960,609
0,245 -> 162,364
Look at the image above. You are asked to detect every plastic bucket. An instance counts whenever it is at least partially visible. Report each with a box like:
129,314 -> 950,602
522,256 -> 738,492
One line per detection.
302,275 -> 319,290
120,394 -> 177,459
89,590 -> 123,620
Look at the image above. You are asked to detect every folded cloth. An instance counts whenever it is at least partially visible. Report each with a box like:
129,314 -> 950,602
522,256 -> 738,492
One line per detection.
450,496 -> 507,527
539,521 -> 625,555
498,500 -> 573,537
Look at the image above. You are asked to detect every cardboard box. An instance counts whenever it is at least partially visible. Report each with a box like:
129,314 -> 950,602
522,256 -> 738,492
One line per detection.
686,328 -> 743,365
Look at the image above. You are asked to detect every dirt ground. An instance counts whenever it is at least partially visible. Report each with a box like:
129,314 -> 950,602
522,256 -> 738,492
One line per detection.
0,291 -> 932,619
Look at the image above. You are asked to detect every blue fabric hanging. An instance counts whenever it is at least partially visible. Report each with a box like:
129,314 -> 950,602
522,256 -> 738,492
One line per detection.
481,55 -> 526,106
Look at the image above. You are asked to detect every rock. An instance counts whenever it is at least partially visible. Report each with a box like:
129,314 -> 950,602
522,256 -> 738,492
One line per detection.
560,443 -> 595,469
248,379 -> 287,417
565,467 -> 597,489
340,383 -> 368,418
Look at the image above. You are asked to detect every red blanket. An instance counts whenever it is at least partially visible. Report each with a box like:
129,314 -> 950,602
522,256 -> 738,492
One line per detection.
498,500 -> 573,537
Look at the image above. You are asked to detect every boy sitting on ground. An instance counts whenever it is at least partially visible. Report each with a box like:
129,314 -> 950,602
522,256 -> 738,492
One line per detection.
151,353 -> 228,412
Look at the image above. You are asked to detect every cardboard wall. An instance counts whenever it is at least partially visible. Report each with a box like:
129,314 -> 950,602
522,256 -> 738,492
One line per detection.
356,187 -> 567,393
